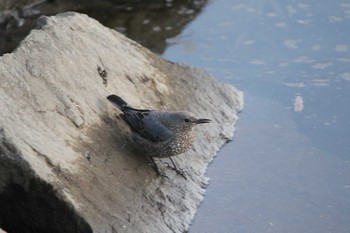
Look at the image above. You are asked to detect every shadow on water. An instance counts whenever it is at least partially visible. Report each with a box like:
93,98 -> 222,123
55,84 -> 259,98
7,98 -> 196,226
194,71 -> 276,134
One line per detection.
0,0 -> 208,55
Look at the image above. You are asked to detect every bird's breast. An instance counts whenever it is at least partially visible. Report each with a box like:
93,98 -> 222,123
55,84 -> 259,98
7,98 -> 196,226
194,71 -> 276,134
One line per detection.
168,131 -> 195,155
132,130 -> 195,158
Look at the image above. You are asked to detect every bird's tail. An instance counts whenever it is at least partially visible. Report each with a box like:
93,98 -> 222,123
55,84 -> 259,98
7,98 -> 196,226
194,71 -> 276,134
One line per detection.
107,94 -> 128,110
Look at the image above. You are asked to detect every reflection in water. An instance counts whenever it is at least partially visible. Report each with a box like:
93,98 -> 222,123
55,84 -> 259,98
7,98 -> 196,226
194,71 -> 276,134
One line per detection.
293,56 -> 315,63
0,0 -> 208,55
284,39 -> 299,49
312,62 -> 333,70
312,79 -> 330,87
335,44 -> 348,52
294,94 -> 303,112
340,72 -> 350,81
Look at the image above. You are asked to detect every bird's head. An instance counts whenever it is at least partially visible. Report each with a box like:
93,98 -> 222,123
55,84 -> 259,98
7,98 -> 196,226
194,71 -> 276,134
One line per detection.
162,111 -> 212,131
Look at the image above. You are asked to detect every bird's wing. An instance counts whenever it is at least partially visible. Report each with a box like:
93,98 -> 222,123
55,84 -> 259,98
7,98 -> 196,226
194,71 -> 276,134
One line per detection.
122,110 -> 173,142
107,95 -> 152,112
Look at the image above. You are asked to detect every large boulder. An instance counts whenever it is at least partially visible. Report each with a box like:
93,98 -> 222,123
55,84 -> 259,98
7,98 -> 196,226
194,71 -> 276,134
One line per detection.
0,12 -> 242,233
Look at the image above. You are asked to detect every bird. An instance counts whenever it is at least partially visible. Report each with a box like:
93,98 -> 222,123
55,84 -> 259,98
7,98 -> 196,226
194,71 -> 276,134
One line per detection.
106,94 -> 211,176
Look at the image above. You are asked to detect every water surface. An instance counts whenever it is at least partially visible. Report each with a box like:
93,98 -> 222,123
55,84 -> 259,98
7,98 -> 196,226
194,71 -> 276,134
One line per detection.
0,0 -> 207,55
163,1 -> 350,232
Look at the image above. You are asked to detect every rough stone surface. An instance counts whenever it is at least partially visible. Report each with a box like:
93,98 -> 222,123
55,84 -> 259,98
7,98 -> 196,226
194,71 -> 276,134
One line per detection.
0,12 -> 243,233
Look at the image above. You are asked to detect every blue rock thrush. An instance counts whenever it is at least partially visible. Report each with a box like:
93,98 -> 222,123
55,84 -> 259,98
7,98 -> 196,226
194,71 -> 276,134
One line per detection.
107,94 -> 211,176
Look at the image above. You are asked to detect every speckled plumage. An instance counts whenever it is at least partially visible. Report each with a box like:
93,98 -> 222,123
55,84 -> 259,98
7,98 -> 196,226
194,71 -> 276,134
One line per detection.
107,95 -> 211,159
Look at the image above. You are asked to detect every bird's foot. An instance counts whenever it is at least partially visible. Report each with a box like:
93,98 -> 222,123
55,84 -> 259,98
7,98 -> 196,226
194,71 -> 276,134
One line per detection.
147,156 -> 169,179
175,169 -> 188,180
165,157 -> 188,180
165,163 -> 187,180
156,169 -> 169,179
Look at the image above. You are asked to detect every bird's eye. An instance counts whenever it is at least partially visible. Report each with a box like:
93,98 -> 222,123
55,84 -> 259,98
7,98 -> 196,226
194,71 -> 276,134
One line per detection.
184,118 -> 190,122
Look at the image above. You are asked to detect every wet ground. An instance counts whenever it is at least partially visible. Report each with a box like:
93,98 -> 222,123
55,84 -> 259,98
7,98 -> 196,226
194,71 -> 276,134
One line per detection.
163,0 -> 350,232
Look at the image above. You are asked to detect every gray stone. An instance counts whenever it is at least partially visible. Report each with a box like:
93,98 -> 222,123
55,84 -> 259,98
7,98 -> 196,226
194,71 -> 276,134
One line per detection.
0,12 -> 242,233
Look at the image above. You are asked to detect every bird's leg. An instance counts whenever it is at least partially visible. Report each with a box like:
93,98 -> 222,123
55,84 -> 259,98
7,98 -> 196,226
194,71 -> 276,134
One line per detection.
147,156 -> 168,179
168,156 -> 177,170
168,157 -> 187,179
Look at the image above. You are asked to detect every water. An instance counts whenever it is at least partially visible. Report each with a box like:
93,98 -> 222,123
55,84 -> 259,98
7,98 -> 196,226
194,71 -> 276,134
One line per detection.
0,0 -> 207,55
163,1 -> 350,232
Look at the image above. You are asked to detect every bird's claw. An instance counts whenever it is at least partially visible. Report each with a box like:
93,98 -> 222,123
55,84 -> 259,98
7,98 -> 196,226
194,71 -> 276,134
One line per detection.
152,167 -> 169,179
175,169 -> 187,180
165,163 -> 187,180
157,170 -> 169,179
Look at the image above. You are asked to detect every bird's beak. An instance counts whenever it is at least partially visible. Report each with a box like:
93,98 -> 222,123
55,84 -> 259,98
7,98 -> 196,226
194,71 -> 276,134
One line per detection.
195,118 -> 212,124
